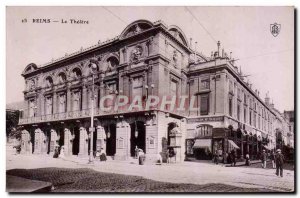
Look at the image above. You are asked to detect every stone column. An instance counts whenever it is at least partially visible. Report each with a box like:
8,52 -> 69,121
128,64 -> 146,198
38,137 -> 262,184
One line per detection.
64,128 -> 74,156
78,127 -> 88,157
36,91 -> 42,117
49,129 -> 58,156
145,123 -> 157,162
241,134 -> 244,159
53,92 -> 57,114
82,85 -> 88,111
33,128 -> 42,154
40,92 -> 45,116
41,130 -> 48,154
246,138 -> 250,154
115,121 -> 131,160
21,130 -> 31,154
67,86 -> 72,115
96,126 -> 106,153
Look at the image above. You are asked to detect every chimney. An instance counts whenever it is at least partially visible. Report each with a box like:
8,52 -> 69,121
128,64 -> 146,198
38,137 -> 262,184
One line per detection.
270,100 -> 274,109
222,48 -> 224,58
265,92 -> 270,105
217,41 -> 220,57
190,38 -> 193,48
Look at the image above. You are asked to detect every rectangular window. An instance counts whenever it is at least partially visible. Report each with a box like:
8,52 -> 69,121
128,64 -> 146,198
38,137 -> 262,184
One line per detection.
229,97 -> 233,116
244,107 -> 247,123
29,99 -> 35,117
200,94 -> 209,115
45,96 -> 53,115
170,80 -> 177,95
249,111 -> 252,125
19,110 -> 24,119
237,103 -> 240,121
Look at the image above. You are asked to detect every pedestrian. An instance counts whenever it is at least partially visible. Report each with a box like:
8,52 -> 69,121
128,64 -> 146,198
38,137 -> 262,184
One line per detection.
53,145 -> 59,158
275,149 -> 284,177
135,146 -> 139,159
166,148 -> 170,164
270,151 -> 276,169
223,152 -> 228,164
156,153 -> 162,165
100,148 -> 107,162
213,151 -> 219,164
230,149 -> 236,166
245,153 -> 250,166
138,149 -> 145,165
261,150 -> 267,168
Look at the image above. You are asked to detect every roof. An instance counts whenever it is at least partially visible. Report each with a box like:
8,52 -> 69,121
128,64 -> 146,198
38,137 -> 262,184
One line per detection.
6,101 -> 26,111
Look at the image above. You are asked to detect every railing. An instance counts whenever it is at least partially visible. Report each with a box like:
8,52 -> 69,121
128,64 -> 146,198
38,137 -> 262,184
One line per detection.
18,103 -> 189,125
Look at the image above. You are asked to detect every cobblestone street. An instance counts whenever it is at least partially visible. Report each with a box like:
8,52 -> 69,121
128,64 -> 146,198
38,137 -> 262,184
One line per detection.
6,148 -> 295,192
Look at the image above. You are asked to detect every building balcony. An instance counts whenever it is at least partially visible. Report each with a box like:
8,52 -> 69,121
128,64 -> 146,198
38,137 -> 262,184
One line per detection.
18,104 -> 188,125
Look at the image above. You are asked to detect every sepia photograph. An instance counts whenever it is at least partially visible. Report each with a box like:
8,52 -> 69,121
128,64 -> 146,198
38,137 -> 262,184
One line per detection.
5,6 -> 295,193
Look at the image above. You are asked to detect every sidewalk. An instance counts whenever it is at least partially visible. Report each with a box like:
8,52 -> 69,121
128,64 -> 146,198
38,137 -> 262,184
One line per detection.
6,152 -> 295,192
225,160 -> 262,167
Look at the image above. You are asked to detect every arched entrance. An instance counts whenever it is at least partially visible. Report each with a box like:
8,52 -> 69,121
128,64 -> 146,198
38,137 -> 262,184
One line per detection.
130,121 -> 146,157
72,127 -> 80,155
167,122 -> 177,145
106,124 -> 116,156
58,127 -> 64,154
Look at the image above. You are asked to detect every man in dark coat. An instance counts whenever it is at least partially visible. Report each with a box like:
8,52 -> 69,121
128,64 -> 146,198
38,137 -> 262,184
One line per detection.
230,149 -> 236,166
261,150 -> 267,168
275,149 -> 284,177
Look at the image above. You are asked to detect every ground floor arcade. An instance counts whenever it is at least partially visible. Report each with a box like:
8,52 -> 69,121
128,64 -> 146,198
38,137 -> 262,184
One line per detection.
19,111 -> 186,163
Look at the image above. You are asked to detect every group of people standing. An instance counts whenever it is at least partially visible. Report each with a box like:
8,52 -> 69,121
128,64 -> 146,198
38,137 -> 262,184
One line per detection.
261,149 -> 285,177
212,148 -> 285,177
213,149 -> 237,166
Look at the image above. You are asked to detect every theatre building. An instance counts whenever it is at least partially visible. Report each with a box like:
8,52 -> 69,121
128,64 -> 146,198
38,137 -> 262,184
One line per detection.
19,19 -> 281,162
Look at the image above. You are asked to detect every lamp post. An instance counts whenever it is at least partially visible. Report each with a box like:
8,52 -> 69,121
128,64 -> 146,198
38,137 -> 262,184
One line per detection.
88,62 -> 98,164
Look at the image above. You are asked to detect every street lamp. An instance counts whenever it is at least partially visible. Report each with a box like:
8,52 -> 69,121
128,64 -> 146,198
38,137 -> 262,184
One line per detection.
88,62 -> 98,164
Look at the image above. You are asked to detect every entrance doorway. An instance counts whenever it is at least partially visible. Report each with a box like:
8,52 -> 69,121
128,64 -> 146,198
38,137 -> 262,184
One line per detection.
130,121 -> 146,157
72,127 -> 79,155
58,128 -> 64,154
106,124 -> 116,156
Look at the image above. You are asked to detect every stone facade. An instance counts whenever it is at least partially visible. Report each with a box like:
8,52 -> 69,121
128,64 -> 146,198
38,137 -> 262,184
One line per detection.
18,19 -> 292,162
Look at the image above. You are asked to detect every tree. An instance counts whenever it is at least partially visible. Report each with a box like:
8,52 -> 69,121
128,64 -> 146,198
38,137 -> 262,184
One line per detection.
6,110 -> 21,141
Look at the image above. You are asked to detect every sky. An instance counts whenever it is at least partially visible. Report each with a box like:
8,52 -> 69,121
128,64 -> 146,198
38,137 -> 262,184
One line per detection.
6,6 -> 294,112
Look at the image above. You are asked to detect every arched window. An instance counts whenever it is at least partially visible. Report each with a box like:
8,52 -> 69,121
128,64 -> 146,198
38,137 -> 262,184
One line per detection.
58,73 -> 66,84
106,57 -> 119,72
45,76 -> 53,88
72,68 -> 82,79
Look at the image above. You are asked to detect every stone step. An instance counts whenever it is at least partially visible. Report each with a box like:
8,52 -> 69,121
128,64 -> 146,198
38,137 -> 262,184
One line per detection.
6,175 -> 52,193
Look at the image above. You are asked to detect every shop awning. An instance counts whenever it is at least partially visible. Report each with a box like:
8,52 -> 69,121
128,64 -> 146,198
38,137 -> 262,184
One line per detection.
228,140 -> 240,149
193,139 -> 211,149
